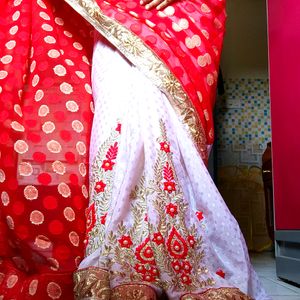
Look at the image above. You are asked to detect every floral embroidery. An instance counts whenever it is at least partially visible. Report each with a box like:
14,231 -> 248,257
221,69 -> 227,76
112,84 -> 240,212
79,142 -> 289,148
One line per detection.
118,235 -> 133,248
187,235 -> 196,248
135,237 -> 156,265
216,269 -> 225,279
163,162 -> 176,193
166,227 -> 188,259
100,213 -> 107,225
134,264 -> 147,274
115,123 -> 121,133
181,273 -> 192,285
160,141 -> 170,153
85,122 -> 122,255
94,180 -> 106,193
152,232 -> 164,245
101,159 -> 115,171
166,203 -> 178,217
86,203 -> 96,233
196,211 -> 204,221
182,261 -> 192,274
171,260 -> 182,273
85,120 -> 214,292
163,181 -> 176,193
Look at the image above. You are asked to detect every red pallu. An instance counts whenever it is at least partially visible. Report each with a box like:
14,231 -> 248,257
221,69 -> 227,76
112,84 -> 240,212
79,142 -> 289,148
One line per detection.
66,0 -> 226,160
0,0 -> 225,298
0,0 -> 94,298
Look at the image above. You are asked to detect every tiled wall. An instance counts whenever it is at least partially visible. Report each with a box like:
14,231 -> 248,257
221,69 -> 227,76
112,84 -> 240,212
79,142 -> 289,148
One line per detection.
216,78 -> 271,167
215,78 -> 272,250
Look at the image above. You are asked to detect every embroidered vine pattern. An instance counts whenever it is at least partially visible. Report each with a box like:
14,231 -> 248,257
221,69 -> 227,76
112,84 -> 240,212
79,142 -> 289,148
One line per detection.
93,120 -> 215,292
146,120 -> 215,290
85,122 -> 122,255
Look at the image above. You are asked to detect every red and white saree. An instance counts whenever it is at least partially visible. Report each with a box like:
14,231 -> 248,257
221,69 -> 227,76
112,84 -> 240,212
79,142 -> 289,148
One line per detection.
0,0 -> 270,299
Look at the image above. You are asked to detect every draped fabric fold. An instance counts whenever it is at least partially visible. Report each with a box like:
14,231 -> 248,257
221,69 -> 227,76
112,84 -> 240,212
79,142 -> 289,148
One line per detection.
72,27 -> 270,300
65,0 -> 227,162
0,0 -> 94,298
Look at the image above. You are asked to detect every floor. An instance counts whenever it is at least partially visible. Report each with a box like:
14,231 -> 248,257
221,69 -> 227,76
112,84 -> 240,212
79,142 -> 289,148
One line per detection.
251,251 -> 300,300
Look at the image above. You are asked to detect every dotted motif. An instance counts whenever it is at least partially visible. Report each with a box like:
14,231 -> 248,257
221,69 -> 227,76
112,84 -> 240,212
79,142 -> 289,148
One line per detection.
0,0 -> 94,298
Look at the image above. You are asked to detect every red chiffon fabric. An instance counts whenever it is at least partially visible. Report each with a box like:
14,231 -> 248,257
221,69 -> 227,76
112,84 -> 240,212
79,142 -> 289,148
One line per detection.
0,0 -> 94,298
95,0 -> 226,144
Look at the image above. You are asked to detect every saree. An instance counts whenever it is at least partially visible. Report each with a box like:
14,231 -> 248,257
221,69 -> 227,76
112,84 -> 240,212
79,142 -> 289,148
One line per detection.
0,0 -> 271,299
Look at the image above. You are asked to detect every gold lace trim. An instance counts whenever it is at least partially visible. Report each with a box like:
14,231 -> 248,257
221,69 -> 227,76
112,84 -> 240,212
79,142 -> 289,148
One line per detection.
74,268 -> 157,299
64,0 -> 208,161
112,284 -> 157,300
182,288 -> 254,300
74,267 -> 111,299
74,267 -> 253,300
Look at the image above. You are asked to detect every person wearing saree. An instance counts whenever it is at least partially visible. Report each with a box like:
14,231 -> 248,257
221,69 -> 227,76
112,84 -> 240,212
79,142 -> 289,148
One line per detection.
0,0 -> 271,299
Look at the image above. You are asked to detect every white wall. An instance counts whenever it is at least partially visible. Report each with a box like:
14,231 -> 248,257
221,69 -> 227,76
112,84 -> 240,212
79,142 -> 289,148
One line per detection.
221,0 -> 269,78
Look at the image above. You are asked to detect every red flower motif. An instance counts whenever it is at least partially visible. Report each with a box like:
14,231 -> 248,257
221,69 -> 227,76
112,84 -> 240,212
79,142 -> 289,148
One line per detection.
167,227 -> 188,259
135,237 -> 155,265
95,180 -> 106,193
216,269 -> 225,278
118,235 -> 133,248
163,181 -> 176,193
187,235 -> 196,248
142,274 -> 156,282
86,203 -> 96,233
100,213 -> 107,225
134,263 -> 147,274
152,232 -> 164,245
182,261 -> 192,274
160,141 -> 170,153
181,273 -> 192,285
144,214 -> 148,222
101,159 -> 115,171
143,246 -> 154,259
149,266 -> 159,276
166,203 -> 178,218
116,123 -> 121,133
196,211 -> 204,221
171,260 -> 182,273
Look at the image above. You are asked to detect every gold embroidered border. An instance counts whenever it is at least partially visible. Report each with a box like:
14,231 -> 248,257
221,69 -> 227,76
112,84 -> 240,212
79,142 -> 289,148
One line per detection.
64,0 -> 208,161
74,267 -> 253,300
74,267 -> 157,299
112,283 -> 157,300
181,287 -> 253,300
74,267 -> 111,299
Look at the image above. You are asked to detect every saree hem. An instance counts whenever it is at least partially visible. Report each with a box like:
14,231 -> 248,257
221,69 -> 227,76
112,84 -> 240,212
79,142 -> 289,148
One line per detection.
73,266 -> 253,300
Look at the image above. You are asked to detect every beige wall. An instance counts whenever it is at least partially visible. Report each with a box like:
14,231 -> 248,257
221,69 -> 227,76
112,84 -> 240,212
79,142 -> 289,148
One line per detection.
221,0 -> 269,78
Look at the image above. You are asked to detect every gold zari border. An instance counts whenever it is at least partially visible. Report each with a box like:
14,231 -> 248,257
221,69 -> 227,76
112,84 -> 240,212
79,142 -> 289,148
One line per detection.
74,267 -> 253,300
64,0 -> 208,161
182,288 -> 254,300
74,267 -> 111,299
